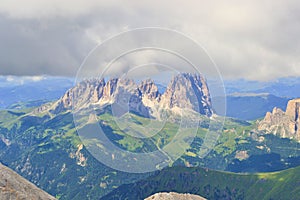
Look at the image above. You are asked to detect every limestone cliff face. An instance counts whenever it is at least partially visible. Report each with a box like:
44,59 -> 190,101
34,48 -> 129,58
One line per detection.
138,79 -> 160,101
40,73 -> 213,118
258,98 -> 300,141
109,78 -> 149,117
100,78 -> 118,104
0,163 -> 56,200
160,73 -> 213,116
53,79 -> 106,113
285,99 -> 300,122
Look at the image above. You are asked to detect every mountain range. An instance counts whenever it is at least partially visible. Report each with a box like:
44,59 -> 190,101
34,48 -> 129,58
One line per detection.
224,77 -> 300,98
0,75 -> 297,120
40,73 -> 213,119
224,93 -> 289,120
0,76 -> 73,109
0,73 -> 299,199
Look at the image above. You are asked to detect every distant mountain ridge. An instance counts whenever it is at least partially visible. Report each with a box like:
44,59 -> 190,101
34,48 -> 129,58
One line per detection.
36,73 -> 213,118
224,93 -> 289,120
223,77 -> 300,98
0,76 -> 73,109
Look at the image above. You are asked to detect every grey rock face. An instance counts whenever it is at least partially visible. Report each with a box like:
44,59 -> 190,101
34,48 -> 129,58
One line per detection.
139,79 -> 161,101
161,73 -> 213,116
39,73 -> 213,118
0,163 -> 56,200
53,78 -> 106,113
110,78 -> 150,117
258,98 -> 300,141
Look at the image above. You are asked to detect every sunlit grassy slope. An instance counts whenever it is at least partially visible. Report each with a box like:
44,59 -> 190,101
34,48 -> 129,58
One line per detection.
0,107 -> 299,199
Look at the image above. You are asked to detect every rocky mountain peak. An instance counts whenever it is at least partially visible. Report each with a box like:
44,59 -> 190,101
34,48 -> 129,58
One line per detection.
52,78 -> 106,113
110,78 -> 149,117
264,107 -> 285,122
139,79 -> 160,100
161,73 -> 213,116
40,73 -> 213,118
258,98 -> 300,141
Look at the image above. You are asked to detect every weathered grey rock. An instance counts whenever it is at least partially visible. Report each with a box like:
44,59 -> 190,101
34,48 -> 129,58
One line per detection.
101,78 -> 118,103
145,192 -> 206,200
160,73 -> 213,116
35,73 -> 213,119
139,79 -> 161,101
0,163 -> 56,200
52,78 -> 106,113
111,78 -> 150,117
258,98 -> 300,141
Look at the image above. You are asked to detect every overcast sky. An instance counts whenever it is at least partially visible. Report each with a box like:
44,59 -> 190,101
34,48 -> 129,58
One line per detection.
0,0 -> 299,81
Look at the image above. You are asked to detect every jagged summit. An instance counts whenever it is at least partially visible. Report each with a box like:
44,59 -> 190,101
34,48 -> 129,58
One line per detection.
138,79 -> 160,101
36,73 -> 213,118
161,73 -> 212,116
258,98 -> 300,141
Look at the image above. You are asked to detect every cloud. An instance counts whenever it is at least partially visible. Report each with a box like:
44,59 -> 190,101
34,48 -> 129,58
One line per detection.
0,0 -> 299,81
1,75 -> 45,86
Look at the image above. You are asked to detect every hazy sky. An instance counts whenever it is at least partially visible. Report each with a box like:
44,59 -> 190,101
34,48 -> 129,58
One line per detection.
0,0 -> 299,81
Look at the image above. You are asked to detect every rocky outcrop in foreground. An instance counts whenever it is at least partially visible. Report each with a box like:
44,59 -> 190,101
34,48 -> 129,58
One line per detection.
258,98 -> 300,141
0,163 -> 56,200
145,192 -> 206,200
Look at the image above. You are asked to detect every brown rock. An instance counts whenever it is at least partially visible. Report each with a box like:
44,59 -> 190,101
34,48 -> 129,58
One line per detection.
0,163 -> 56,200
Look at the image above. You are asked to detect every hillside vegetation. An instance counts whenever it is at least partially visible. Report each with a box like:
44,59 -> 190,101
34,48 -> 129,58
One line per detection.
102,165 -> 300,200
